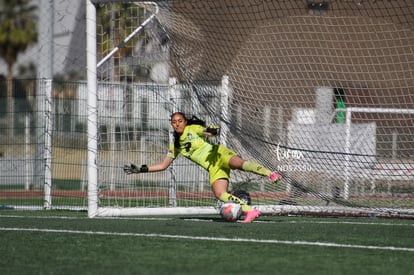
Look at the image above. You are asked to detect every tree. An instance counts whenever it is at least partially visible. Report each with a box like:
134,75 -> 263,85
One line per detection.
0,0 -> 37,131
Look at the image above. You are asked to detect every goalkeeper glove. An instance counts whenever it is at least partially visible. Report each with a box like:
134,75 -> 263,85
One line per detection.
204,126 -> 220,136
123,163 -> 148,175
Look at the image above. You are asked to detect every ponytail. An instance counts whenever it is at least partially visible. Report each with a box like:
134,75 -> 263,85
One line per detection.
187,115 -> 206,126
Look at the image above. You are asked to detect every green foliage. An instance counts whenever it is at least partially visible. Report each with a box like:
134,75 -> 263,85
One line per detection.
0,0 -> 37,109
0,0 -> 37,66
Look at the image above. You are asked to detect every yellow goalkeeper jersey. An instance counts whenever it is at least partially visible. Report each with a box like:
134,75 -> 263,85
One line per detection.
167,124 -> 237,183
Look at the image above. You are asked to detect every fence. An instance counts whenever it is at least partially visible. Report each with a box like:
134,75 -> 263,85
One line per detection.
0,79 -> 224,210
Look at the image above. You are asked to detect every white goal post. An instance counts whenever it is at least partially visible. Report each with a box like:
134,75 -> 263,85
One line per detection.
86,0 -> 99,218
86,1 -> 225,217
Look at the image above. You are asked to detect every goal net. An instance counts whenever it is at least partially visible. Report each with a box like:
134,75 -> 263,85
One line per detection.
86,0 -> 414,218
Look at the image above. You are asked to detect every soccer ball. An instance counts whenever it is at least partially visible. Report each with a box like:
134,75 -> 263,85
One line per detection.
219,202 -> 242,222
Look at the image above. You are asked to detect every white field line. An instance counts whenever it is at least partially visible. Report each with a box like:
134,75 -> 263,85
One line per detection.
185,218 -> 414,227
1,227 -> 413,252
1,214 -> 414,227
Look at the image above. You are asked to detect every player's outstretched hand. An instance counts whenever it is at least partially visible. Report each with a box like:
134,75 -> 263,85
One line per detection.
123,163 -> 141,174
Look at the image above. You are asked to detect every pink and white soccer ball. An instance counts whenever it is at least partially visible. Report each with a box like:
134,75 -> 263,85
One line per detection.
219,202 -> 242,222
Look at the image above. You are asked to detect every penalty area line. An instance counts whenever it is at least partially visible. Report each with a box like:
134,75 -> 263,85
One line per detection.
1,227 -> 414,252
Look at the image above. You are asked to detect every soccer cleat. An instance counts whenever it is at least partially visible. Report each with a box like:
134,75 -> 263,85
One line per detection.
269,172 -> 282,183
242,208 -> 260,223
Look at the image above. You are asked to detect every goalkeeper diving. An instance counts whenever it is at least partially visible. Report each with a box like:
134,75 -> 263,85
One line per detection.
123,112 -> 282,223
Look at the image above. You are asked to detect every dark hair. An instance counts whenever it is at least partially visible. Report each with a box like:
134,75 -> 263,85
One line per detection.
187,115 -> 205,126
171,112 -> 205,149
170,111 -> 186,121
170,112 -> 205,126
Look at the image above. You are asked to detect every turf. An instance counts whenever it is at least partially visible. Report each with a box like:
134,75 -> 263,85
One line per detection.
0,211 -> 413,275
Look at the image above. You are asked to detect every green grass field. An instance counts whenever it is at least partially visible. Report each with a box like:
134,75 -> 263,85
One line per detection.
1,211 -> 413,275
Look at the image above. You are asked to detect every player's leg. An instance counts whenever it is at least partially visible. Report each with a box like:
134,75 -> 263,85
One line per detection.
211,178 -> 252,212
228,155 -> 282,183
210,150 -> 261,223
212,179 -> 260,223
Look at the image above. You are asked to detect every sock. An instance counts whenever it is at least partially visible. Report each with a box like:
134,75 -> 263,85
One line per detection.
242,161 -> 271,177
219,192 -> 252,212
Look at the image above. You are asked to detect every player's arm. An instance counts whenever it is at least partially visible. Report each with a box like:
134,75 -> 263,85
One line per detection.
147,156 -> 174,172
123,156 -> 173,174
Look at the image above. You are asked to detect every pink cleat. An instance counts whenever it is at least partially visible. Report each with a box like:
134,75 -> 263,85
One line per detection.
269,172 -> 282,183
242,208 -> 261,223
